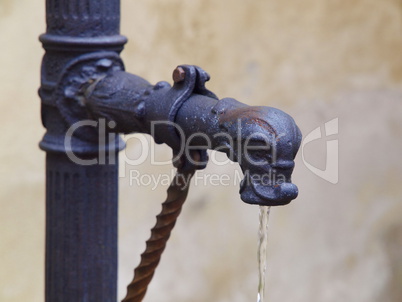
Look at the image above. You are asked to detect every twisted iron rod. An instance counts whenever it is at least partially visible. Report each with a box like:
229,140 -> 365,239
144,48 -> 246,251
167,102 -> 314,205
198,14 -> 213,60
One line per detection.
122,161 -> 197,302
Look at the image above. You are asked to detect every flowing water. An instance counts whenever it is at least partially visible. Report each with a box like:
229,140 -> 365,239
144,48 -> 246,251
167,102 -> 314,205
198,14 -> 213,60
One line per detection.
257,206 -> 271,302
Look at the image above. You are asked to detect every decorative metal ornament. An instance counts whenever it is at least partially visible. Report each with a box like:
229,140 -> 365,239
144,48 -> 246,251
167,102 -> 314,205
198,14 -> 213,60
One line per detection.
39,1 -> 302,301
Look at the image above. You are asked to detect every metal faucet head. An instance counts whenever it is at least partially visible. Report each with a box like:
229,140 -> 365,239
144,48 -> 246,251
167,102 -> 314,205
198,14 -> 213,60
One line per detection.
219,105 -> 302,206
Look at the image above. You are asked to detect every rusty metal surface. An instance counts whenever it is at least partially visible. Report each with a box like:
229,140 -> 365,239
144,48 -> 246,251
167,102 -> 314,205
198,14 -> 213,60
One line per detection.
82,64 -> 301,205
40,0 -> 302,301
122,153 -> 199,302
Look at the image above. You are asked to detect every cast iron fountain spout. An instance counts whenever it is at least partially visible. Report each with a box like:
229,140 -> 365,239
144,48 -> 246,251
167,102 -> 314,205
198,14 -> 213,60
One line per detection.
78,63 -> 302,206
39,1 -> 301,301
69,63 -> 302,302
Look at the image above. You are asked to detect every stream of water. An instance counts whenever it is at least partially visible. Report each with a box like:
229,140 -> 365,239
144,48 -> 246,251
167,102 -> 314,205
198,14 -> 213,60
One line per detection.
257,205 -> 271,302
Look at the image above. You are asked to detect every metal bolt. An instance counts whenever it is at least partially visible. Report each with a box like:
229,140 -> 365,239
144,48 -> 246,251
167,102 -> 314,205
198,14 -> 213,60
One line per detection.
172,67 -> 185,83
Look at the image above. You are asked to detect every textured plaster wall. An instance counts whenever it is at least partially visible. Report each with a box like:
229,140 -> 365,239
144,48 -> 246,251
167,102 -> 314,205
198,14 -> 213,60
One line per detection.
1,0 -> 402,301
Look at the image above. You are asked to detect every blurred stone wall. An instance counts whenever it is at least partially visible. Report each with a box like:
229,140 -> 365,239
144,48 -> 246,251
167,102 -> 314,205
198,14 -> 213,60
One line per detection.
1,0 -> 401,301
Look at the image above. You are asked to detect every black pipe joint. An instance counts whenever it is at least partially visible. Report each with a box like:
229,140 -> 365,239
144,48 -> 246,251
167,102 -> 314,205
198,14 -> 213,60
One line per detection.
53,52 -> 302,206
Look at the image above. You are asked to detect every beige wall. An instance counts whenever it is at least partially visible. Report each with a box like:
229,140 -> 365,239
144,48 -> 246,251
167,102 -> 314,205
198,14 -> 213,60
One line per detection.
1,0 -> 402,301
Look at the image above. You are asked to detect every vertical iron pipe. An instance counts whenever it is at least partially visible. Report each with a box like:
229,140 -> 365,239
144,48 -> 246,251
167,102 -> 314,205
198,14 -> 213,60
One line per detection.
45,153 -> 118,301
39,1 -> 125,301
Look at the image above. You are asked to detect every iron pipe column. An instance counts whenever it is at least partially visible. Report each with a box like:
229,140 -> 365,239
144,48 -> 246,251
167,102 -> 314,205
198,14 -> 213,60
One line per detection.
39,1 -> 302,300
39,1 -> 125,301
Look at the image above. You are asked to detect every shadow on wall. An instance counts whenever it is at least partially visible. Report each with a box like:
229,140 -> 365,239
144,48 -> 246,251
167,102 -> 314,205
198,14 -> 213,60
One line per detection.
379,224 -> 402,302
